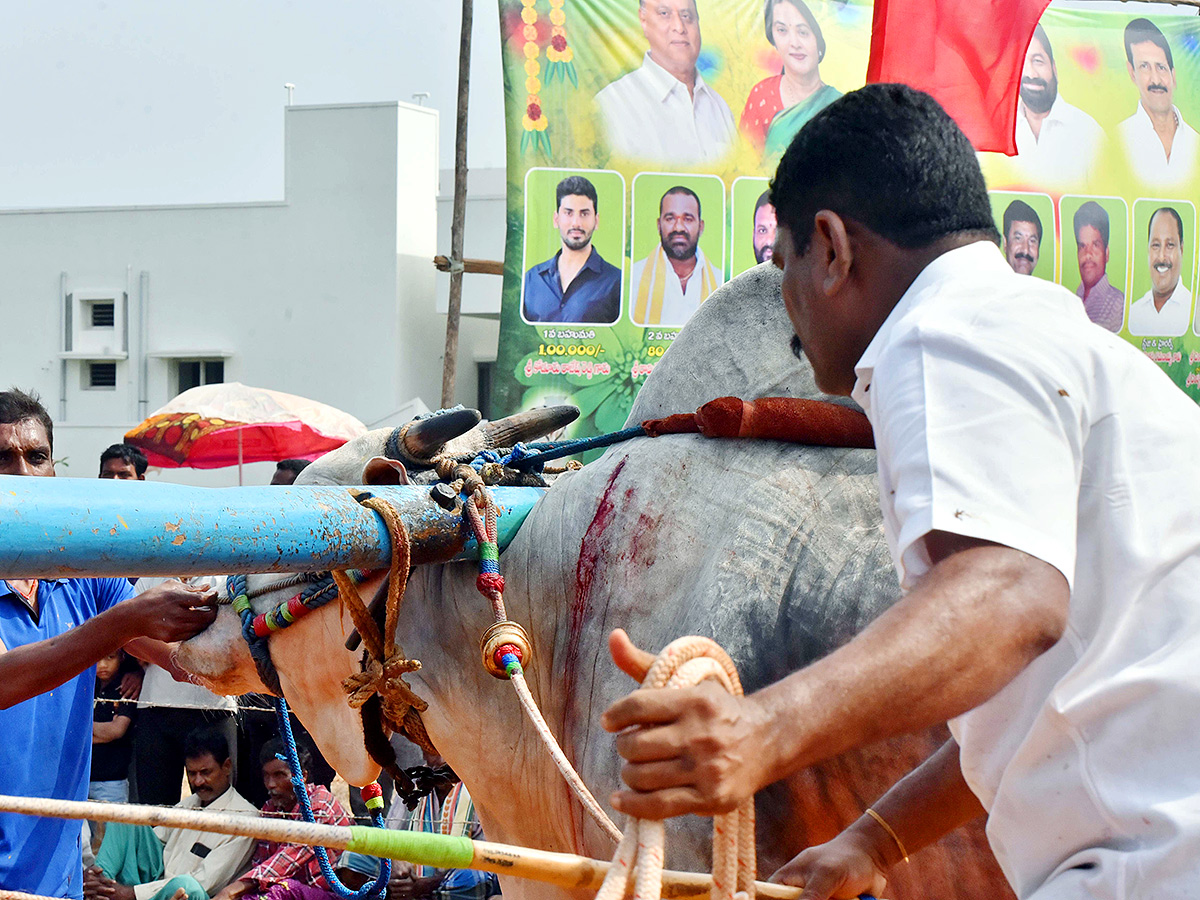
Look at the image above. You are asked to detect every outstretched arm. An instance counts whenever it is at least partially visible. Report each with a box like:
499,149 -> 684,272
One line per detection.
602,531 -> 1068,818
0,581 -> 217,710
769,739 -> 982,900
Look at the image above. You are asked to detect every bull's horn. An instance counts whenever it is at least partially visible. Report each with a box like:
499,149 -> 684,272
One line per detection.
397,408 -> 482,461
483,405 -> 579,448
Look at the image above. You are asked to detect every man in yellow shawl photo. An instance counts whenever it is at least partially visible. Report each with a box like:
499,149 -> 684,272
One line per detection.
631,185 -> 723,327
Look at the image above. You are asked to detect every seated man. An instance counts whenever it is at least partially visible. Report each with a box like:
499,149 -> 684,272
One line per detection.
213,738 -> 352,900
339,750 -> 500,900
85,727 -> 258,900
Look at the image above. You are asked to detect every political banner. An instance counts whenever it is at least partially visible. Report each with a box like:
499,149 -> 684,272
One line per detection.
492,0 -> 1200,440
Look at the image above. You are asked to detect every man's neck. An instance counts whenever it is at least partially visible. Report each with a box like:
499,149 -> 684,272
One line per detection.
1021,101 -> 1051,140
7,580 -> 38,616
1144,102 -> 1178,155
668,252 -> 699,289
1081,275 -> 1103,296
557,244 -> 593,294
649,52 -> 696,96
1152,286 -> 1175,312
200,786 -> 228,809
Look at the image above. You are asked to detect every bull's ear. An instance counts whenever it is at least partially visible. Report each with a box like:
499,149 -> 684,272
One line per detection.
362,456 -> 411,485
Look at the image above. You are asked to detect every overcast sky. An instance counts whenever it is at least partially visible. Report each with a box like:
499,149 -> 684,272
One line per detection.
0,1 -> 505,209
0,1 -> 1190,210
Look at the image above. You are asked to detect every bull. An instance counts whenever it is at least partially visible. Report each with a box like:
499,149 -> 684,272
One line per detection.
178,265 -> 1009,900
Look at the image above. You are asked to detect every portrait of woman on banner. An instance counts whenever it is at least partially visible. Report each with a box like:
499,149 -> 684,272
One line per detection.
740,0 -> 841,159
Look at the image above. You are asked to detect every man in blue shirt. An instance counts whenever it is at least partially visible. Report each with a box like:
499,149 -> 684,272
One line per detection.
522,175 -> 622,325
0,389 -> 219,898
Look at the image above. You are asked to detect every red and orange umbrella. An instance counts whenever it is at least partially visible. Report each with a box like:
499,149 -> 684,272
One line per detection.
125,382 -> 366,481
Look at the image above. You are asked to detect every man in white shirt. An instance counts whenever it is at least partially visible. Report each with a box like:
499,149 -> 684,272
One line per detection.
87,727 -> 258,900
631,185 -> 723,327
1128,206 -> 1192,336
1118,17 -> 1198,187
602,84 -> 1200,900
595,0 -> 735,163
1013,25 -> 1104,186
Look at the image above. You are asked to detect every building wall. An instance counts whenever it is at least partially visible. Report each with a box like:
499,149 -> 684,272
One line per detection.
0,101 -> 497,485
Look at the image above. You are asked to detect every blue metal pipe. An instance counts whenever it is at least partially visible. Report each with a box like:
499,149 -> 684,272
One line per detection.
0,476 -> 545,580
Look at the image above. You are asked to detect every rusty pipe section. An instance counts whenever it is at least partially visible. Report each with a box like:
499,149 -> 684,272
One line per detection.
0,476 -> 545,580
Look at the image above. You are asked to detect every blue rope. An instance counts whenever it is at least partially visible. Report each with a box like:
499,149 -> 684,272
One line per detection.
497,425 -> 648,472
273,695 -> 391,898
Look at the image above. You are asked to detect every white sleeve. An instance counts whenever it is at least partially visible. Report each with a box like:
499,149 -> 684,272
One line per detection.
872,324 -> 1082,590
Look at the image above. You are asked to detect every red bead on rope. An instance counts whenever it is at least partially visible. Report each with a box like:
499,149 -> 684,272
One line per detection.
360,781 -> 384,802
476,572 -> 505,598
286,595 -> 307,619
493,642 -> 523,667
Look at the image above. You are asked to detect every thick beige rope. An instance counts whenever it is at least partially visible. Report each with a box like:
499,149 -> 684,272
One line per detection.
597,636 -> 756,900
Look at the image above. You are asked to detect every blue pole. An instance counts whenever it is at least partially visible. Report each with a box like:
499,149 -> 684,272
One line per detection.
0,476 -> 545,580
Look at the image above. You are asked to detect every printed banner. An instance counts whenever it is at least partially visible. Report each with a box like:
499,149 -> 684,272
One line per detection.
492,0 -> 1200,439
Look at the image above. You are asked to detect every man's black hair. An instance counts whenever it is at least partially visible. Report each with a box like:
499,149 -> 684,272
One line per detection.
754,190 -> 773,216
1124,17 -> 1173,70
1003,199 -> 1043,243
0,389 -> 53,453
769,84 -> 999,256
184,726 -> 231,765
1149,206 -> 1185,247
764,0 -> 825,62
100,443 -> 148,477
1030,24 -> 1054,67
660,185 -> 702,219
275,458 -> 311,477
556,175 -> 599,214
1073,201 -> 1110,248
261,736 -> 313,777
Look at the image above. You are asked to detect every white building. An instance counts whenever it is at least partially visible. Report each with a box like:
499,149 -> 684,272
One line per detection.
0,100 -> 505,484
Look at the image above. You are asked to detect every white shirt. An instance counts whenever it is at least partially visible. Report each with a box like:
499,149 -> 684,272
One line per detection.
630,246 -> 723,327
853,241 -> 1200,899
1127,279 -> 1192,337
133,787 -> 258,900
1014,95 -> 1104,187
135,576 -> 237,712
595,53 -> 735,163
1119,102 -> 1199,188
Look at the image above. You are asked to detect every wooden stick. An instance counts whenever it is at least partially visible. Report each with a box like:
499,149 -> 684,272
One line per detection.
433,255 -> 505,276
0,795 -> 805,899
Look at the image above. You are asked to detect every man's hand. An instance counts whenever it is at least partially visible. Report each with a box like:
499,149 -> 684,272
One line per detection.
119,581 -> 218,643
118,668 -> 144,700
601,630 -> 773,819
209,879 -> 252,900
83,867 -> 133,900
387,868 -> 446,900
769,829 -> 889,900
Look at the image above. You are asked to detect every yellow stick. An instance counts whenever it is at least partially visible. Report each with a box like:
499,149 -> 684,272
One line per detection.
0,794 -> 806,899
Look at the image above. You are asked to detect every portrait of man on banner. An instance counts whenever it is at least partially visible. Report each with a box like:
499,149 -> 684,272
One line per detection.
594,0 -> 736,163
1002,199 -> 1043,277
1129,205 -> 1192,337
1072,200 -> 1125,333
1013,23 -> 1104,187
522,174 -> 623,325
1119,18 -> 1198,187
631,184 -> 723,327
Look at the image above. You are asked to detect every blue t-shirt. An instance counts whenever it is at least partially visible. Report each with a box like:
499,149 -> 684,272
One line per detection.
0,577 -> 135,898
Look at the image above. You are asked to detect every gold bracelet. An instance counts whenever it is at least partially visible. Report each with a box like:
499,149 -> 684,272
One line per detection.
864,807 -> 909,864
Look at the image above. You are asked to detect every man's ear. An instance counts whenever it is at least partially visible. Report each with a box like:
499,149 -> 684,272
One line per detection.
812,210 -> 852,297
1126,61 -> 1136,84
222,758 -> 233,777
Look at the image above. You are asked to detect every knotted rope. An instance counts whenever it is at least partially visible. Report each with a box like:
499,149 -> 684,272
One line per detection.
597,637 -> 756,900
332,490 -> 433,754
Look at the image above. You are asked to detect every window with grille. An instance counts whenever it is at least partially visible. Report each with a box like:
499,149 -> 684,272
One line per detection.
89,301 -> 115,328
88,362 -> 117,389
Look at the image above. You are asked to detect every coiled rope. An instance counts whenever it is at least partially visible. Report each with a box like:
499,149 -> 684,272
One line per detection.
596,637 -> 755,900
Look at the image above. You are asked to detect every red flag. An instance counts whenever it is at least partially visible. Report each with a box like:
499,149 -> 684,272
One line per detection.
866,0 -> 1052,154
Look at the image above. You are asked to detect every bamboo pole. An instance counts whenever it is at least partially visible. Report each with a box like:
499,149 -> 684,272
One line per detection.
441,0 -> 474,408
0,795 -> 806,900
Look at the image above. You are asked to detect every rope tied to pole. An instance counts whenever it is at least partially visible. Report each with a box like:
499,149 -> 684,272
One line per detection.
332,491 -> 432,753
597,637 -> 755,900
